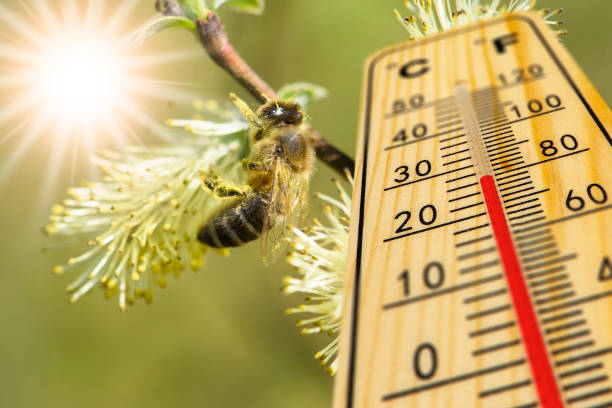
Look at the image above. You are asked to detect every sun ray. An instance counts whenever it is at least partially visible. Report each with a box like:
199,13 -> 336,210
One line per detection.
102,0 -> 141,38
125,78 -> 201,104
94,109 -> 141,149
124,49 -> 202,69
79,121 -> 100,181
115,98 -> 175,142
115,116 -> 150,152
0,110 -> 54,187
38,121 -> 72,204
0,91 -> 40,124
0,72 -> 33,87
58,0 -> 79,29
0,113 -> 35,145
0,4 -> 44,47
84,0 -> 105,30
16,0 -> 43,32
68,133 -> 78,187
29,0 -> 63,35
131,78 -> 210,88
0,44 -> 38,66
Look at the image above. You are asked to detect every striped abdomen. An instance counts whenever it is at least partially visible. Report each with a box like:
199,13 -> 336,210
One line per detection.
198,194 -> 268,248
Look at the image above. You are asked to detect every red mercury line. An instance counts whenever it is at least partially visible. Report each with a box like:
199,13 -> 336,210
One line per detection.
480,174 -> 564,407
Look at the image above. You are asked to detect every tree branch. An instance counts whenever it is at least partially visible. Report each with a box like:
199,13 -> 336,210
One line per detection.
195,13 -> 276,103
154,1 -> 355,176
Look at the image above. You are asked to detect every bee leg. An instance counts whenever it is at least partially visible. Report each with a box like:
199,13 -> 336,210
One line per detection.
200,172 -> 250,198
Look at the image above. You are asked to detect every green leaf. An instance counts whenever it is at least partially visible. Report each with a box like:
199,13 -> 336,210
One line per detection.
132,16 -> 196,47
212,0 -> 265,15
277,82 -> 329,112
178,0 -> 209,20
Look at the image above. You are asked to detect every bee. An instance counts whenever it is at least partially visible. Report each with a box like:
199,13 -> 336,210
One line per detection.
197,93 -> 315,264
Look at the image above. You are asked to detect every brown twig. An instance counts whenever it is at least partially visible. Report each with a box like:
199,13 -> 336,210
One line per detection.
155,1 -> 355,176
195,13 -> 276,103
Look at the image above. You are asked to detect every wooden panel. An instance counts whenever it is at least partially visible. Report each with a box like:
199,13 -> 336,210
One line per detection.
333,12 -> 612,408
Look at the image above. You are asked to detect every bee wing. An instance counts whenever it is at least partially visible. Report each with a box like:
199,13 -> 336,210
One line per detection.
260,157 -> 310,265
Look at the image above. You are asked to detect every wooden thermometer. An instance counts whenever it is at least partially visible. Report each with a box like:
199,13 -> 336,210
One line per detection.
332,12 -> 612,408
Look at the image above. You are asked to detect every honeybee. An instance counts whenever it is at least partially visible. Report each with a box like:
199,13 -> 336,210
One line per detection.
197,93 -> 315,264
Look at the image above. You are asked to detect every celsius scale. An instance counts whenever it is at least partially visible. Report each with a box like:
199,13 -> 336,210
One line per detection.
333,12 -> 612,408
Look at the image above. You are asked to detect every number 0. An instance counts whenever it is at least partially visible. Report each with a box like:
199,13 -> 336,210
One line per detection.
413,343 -> 437,379
419,205 -> 437,225
587,184 -> 608,204
423,262 -> 444,289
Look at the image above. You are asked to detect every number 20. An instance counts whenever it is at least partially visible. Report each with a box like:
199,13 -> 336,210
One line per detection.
394,205 -> 437,234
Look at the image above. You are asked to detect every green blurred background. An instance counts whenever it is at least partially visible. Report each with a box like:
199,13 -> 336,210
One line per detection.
0,1 -> 609,407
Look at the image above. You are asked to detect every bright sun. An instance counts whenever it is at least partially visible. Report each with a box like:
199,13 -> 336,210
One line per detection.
36,36 -> 122,120
37,34 -> 123,123
0,0 -> 199,190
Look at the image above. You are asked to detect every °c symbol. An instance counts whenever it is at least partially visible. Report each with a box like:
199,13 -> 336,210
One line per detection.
399,58 -> 430,79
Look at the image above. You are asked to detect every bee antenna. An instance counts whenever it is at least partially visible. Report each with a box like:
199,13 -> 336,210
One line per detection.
229,92 -> 262,128
260,92 -> 271,103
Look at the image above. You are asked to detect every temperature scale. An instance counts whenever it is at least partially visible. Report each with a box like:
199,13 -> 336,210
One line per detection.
333,12 -> 612,408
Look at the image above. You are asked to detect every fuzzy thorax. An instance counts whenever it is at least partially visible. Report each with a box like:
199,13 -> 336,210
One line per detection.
250,127 -> 315,176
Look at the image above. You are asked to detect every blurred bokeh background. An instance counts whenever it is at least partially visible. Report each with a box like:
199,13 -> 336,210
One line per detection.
0,1 -> 609,407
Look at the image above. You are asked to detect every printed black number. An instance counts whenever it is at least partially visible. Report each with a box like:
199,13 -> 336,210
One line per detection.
565,190 -> 585,211
394,165 -> 410,183
528,63 -> 544,77
412,123 -> 428,138
393,160 -> 431,183
598,257 -> 612,282
394,204 -> 438,234
510,94 -> 562,119
587,183 -> 608,204
392,99 -> 406,114
540,140 -> 558,157
392,124 -> 428,144
512,68 -> 526,82
410,93 -> 425,109
565,183 -> 608,212
394,211 -> 412,233
540,134 -> 578,157
398,269 -> 410,296
393,128 -> 407,143
419,205 -> 437,225
546,94 -> 561,108
423,262 -> 444,289
528,99 -> 543,113
414,343 -> 437,380
416,160 -> 432,176
398,262 -> 445,297
498,64 -> 543,86
560,134 -> 578,150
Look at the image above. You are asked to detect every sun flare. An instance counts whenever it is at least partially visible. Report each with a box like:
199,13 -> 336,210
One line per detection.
0,0 -> 199,191
36,34 -> 122,123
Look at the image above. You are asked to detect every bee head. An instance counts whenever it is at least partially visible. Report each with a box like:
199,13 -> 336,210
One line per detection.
257,100 -> 304,130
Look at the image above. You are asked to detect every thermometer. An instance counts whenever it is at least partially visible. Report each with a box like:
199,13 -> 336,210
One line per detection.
333,12 -> 612,408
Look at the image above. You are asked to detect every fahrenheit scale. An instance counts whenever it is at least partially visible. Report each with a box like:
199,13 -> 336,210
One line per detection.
333,12 -> 612,408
